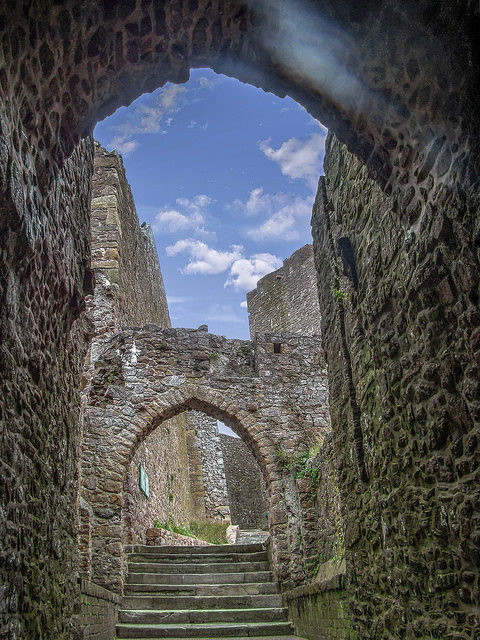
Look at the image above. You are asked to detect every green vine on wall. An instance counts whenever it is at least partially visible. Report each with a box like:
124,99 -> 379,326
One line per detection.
276,445 -> 345,566
275,446 -> 322,489
330,286 -> 349,301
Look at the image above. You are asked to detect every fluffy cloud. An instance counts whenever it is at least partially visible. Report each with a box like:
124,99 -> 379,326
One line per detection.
225,253 -> 282,291
166,240 -> 243,275
198,76 -> 216,89
152,195 -> 213,236
249,195 -> 312,241
259,131 -> 326,188
108,84 -> 187,155
166,239 -> 281,292
231,187 -> 313,241
240,301 -> 248,309
158,85 -> 187,110
110,137 -> 138,156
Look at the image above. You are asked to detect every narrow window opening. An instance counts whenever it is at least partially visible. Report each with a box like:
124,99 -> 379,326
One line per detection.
273,342 -> 282,354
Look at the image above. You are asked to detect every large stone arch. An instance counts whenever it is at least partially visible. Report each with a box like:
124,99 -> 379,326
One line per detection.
1,2 -> 479,639
2,0 -> 478,212
81,326 -> 328,592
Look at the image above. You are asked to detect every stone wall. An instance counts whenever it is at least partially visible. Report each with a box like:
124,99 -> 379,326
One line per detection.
82,327 -> 330,592
0,137 -> 95,640
85,143 -> 195,547
1,2 -> 478,638
74,579 -> 121,640
220,434 -> 268,529
247,244 -> 321,337
86,142 -> 171,361
312,434 -> 343,565
185,411 -> 230,522
123,413 -> 193,544
312,133 -> 480,639
285,573 -> 354,640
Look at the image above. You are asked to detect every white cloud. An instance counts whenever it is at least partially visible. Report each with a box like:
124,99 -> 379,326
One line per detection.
158,85 -> 187,110
165,239 -> 282,292
108,84 -> 187,155
166,239 -> 243,275
110,137 -> 138,156
206,304 -> 243,324
152,195 -> 213,236
249,195 -> 312,241
259,131 -> 326,188
225,253 -> 282,291
153,209 -> 195,232
230,187 -> 313,241
198,76 -> 215,89
240,301 -> 248,309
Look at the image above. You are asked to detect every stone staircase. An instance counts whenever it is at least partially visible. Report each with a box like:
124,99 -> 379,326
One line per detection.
236,530 -> 270,545
117,543 -> 302,639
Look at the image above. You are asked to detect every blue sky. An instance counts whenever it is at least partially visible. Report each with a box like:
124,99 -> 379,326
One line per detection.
94,68 -> 326,340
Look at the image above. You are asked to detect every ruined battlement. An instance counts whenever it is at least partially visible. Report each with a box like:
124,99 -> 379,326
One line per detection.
90,324 -> 327,391
247,244 -> 321,337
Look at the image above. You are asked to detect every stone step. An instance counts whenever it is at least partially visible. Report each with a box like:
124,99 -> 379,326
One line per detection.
125,544 -> 264,555
128,561 -> 269,574
124,582 -> 279,596
127,552 -> 268,564
118,607 -> 287,625
114,637 -> 302,640
116,621 -> 294,638
125,571 -> 273,586
236,531 -> 270,545
122,594 -> 283,611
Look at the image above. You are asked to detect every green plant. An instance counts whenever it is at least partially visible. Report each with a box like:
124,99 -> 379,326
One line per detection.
275,446 -> 322,490
159,341 -> 168,351
331,286 -> 349,301
152,518 -> 229,545
209,351 -> 219,361
190,520 -> 229,545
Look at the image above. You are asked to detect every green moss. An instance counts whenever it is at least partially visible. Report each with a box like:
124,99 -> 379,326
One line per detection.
153,517 -> 229,544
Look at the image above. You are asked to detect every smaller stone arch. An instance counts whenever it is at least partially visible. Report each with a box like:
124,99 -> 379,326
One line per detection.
127,388 -> 277,488
82,387 -> 279,593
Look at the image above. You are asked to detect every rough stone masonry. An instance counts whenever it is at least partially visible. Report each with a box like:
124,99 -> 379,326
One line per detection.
0,1 -> 479,639
83,143 -> 197,552
82,326 -> 330,593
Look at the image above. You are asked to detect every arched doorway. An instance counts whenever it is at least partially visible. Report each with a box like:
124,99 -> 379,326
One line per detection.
1,2 -> 479,638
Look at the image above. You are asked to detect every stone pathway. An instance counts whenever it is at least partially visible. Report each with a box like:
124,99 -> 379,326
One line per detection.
116,543 -> 303,639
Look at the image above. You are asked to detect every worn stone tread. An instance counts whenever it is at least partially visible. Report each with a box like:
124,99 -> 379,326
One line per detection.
118,637 -> 303,640
124,582 -> 279,596
116,620 -> 294,638
122,595 -> 283,611
119,637 -> 303,640
127,562 -> 270,574
125,572 -> 273,585
127,552 -> 268,563
118,607 -> 287,624
125,544 -> 265,555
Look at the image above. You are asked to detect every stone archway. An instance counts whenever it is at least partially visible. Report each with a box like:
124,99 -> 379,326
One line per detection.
81,325 -> 329,592
1,2 -> 479,639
